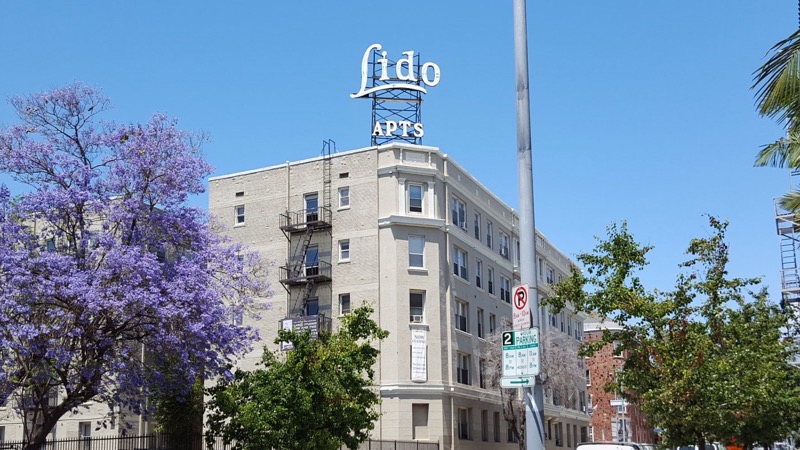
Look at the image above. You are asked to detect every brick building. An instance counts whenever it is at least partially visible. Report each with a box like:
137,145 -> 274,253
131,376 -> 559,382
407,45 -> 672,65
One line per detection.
584,319 -> 656,444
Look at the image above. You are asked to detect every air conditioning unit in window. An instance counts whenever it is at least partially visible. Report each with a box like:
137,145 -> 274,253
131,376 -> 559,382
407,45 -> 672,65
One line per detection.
410,315 -> 424,323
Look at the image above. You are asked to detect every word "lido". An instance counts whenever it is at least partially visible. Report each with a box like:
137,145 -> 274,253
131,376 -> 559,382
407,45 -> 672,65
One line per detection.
351,43 -> 441,99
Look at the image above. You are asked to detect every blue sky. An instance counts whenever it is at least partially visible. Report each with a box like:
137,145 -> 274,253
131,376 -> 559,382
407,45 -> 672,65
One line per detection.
0,1 -> 795,300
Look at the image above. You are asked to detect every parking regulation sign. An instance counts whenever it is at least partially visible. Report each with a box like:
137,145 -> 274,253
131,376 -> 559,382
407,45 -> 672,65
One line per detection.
512,284 -> 531,330
500,327 -> 540,388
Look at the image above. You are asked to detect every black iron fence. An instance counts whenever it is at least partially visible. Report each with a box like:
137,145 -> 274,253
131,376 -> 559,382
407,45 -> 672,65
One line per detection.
0,435 -> 438,450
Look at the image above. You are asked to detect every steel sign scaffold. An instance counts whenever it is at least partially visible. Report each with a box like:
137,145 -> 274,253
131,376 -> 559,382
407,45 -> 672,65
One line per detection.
500,328 -> 540,388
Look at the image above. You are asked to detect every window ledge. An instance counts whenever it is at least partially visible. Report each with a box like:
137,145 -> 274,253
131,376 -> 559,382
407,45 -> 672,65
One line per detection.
233,223 -> 246,228
409,267 -> 428,275
338,206 -> 350,211
338,260 -> 351,264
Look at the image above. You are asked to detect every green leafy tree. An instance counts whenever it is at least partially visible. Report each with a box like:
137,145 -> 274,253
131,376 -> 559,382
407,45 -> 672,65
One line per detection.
546,218 -> 800,449
206,306 -> 389,450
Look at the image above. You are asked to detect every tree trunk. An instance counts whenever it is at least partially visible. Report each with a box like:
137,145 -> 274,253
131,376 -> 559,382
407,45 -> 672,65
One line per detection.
697,432 -> 707,450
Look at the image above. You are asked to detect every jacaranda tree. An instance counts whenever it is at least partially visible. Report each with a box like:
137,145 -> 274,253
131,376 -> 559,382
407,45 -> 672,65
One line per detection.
0,83 -> 267,448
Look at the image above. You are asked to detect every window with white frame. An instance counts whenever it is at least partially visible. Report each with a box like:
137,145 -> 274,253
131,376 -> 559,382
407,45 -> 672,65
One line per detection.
475,259 -> 483,289
489,313 -> 496,334
338,187 -> 350,208
458,407 -> 471,439
234,205 -> 245,225
451,197 -> 467,230
499,232 -> 510,259
408,184 -> 423,213
538,257 -> 544,279
486,221 -> 493,249
453,247 -> 468,280
488,266 -> 495,295
477,308 -> 484,338
546,266 -> 555,284
410,291 -> 425,323
500,276 -> 511,303
474,212 -> 481,241
339,293 -> 351,315
79,422 -> 91,440
409,235 -> 425,268
479,359 -> 487,388
457,353 -> 471,385
339,239 -> 350,262
455,300 -> 469,332
305,193 -> 319,222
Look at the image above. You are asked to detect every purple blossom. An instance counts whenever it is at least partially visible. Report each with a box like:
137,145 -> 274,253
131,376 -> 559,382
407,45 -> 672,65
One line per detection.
0,83 -> 269,445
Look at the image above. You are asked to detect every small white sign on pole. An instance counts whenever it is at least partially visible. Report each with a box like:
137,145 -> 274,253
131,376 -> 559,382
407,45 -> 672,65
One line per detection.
512,284 -> 531,330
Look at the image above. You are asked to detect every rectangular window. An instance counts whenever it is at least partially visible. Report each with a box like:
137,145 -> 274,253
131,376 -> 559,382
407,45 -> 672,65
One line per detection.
305,245 -> 319,276
234,205 -> 245,225
453,247 -> 468,280
410,291 -> 425,323
547,266 -> 555,284
0,426 -> 4,443
339,293 -> 351,315
412,404 -> 430,440
338,187 -> 350,208
458,408 -> 470,440
455,300 -> 469,333
489,314 -> 496,334
479,359 -> 486,388
305,193 -> 319,222
305,298 -> 319,316
499,232 -> 510,259
508,421 -> 518,443
474,212 -> 481,241
79,422 -> 91,439
488,267 -> 495,295
409,184 -> 423,213
493,412 -> 501,442
451,197 -> 467,230
477,308 -> 484,338
481,410 -> 488,441
457,352 -> 471,385
475,259 -> 483,288
486,221 -> 493,249
500,276 -> 511,303
409,235 -> 425,268
231,305 -> 243,326
538,257 -> 545,279
339,240 -> 350,262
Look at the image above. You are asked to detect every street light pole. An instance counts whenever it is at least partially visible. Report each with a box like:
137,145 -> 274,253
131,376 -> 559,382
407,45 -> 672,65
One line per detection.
513,1 -> 545,450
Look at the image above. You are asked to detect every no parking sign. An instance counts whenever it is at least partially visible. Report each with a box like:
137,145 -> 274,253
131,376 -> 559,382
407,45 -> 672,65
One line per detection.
512,284 -> 531,330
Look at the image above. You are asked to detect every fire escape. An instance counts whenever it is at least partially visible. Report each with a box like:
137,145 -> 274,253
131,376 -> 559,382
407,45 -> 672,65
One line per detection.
278,140 -> 335,326
776,181 -> 800,309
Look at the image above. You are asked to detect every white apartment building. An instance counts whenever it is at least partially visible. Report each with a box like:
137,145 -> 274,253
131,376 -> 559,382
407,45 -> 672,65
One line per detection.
208,142 -> 589,449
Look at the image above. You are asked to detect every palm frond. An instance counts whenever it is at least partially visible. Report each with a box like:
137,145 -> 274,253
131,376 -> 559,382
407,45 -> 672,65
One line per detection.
779,190 -> 800,214
754,133 -> 800,168
753,29 -> 800,124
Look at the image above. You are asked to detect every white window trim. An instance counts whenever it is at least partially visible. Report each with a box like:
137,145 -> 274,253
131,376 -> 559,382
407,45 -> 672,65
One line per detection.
409,235 -> 425,269
339,239 -> 350,262
339,293 -> 351,316
338,186 -> 350,210
408,183 -> 424,214
234,205 -> 245,227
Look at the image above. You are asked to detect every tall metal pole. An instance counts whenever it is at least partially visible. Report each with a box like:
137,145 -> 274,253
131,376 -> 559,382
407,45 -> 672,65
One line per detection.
513,1 -> 545,450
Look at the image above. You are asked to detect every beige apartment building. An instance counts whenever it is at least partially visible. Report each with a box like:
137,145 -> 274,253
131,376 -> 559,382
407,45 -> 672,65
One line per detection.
208,142 -> 589,450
